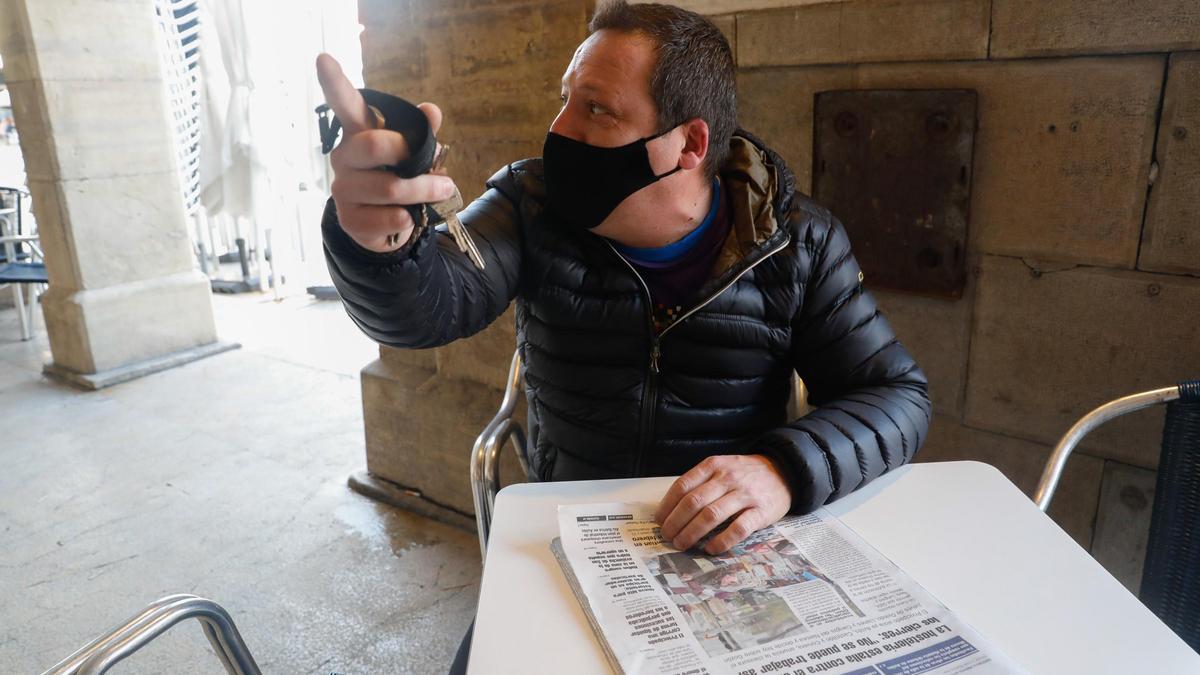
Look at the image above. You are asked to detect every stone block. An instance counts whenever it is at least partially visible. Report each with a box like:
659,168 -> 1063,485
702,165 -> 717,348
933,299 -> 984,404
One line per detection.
636,0 -> 845,13
362,358 -> 527,517
363,0 -> 587,27
41,270 -> 218,374
869,266 -> 975,419
28,172 -> 195,291
440,3 -> 588,80
443,73 -> 571,141
1091,461 -> 1156,594
738,55 -> 1163,267
915,414 -> 1103,548
1139,52 -> 1200,276
380,344 -> 438,371
360,18 -> 429,84
360,0 -> 587,205
435,306 -> 518,391
365,48 -> 568,180
447,138 -> 546,203
737,0 -> 989,67
0,0 -> 162,84
991,0 -> 1200,58
964,255 -> 1200,469
365,1 -> 586,84
9,78 -> 180,182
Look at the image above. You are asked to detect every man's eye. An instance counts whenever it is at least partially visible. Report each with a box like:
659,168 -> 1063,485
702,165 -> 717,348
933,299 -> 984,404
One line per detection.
589,102 -> 607,115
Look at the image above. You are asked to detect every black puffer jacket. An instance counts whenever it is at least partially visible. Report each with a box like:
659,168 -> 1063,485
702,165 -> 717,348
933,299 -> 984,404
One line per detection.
323,131 -> 931,514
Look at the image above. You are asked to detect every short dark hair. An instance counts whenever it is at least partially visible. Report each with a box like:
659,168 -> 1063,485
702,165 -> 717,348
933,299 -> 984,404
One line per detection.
589,1 -> 737,178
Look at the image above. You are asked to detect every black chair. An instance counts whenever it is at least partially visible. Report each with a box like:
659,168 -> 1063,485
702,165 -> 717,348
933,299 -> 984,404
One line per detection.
1035,381 -> 1200,652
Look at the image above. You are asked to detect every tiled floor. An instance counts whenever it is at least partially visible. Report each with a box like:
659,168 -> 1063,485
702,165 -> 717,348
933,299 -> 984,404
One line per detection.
0,292 -> 479,674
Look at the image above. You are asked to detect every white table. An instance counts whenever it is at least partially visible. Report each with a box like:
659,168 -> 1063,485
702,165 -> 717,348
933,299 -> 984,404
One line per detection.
467,461 -> 1200,674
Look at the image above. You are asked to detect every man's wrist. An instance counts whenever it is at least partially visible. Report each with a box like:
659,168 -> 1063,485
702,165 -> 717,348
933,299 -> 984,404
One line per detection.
753,451 -> 796,508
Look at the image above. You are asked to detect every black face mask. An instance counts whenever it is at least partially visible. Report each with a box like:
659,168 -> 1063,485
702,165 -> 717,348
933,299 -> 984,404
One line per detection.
542,127 -> 682,231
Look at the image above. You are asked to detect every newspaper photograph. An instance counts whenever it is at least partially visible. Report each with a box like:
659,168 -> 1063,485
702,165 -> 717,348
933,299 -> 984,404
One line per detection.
553,503 -> 1028,675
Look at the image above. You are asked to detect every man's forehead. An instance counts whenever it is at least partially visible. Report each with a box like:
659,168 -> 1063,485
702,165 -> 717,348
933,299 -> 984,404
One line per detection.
563,30 -> 655,97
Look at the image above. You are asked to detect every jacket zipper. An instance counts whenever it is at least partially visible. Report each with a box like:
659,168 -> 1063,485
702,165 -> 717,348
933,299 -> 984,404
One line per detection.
605,233 -> 791,476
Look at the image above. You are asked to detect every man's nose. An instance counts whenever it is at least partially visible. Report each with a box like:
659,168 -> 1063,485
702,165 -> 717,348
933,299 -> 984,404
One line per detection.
549,105 -> 584,142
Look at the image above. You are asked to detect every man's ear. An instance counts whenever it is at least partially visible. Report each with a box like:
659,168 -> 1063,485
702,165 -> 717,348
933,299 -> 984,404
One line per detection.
677,117 -> 710,171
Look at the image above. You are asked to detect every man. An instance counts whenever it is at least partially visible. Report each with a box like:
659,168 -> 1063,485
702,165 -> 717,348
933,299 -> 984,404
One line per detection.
318,2 -> 928,664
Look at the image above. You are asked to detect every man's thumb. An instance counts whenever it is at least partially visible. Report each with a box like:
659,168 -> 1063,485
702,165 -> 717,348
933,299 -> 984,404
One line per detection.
316,53 -> 374,135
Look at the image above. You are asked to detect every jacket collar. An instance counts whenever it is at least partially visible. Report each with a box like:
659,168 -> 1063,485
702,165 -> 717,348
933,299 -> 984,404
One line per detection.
701,131 -> 794,298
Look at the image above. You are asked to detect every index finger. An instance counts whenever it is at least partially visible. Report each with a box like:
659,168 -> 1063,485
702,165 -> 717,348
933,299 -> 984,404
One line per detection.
316,53 -> 374,135
655,461 -> 717,524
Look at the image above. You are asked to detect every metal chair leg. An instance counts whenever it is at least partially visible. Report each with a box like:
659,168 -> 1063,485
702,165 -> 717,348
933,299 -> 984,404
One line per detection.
12,281 -> 30,340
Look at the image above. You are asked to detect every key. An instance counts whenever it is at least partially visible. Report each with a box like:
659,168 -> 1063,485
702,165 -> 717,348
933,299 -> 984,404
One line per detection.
435,190 -> 485,270
428,145 -> 485,270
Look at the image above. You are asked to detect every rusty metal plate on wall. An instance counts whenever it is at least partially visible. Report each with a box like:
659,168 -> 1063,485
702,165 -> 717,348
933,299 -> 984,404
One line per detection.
813,89 -> 977,299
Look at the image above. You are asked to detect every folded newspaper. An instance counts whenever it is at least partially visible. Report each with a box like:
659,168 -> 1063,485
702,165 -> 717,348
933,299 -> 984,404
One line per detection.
552,503 -> 1027,675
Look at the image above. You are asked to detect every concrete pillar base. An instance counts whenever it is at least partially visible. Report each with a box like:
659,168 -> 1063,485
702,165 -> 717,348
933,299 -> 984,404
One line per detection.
40,270 -> 220,376
359,354 -> 526,522
347,470 -> 476,533
44,340 -> 240,390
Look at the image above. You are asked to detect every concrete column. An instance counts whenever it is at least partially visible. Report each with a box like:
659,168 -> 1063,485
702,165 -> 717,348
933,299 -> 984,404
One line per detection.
0,0 -> 233,388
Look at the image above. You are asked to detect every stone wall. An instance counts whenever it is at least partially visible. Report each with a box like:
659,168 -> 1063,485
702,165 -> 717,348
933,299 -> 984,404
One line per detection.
354,0 -> 1200,588
729,0 -> 1200,589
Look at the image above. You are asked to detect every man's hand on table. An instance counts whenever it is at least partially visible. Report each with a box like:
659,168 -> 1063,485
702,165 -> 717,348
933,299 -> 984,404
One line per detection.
654,454 -> 792,555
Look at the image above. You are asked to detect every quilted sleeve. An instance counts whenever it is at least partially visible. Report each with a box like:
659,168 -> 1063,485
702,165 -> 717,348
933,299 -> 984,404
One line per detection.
321,163 -> 525,349
758,213 -> 932,514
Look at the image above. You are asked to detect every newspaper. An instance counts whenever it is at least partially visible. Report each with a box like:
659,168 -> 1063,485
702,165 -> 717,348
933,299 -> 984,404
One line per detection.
553,503 -> 1027,675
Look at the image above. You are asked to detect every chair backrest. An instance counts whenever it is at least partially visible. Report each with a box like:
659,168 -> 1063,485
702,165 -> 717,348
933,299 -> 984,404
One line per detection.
1140,382 -> 1200,652
1035,381 -> 1200,652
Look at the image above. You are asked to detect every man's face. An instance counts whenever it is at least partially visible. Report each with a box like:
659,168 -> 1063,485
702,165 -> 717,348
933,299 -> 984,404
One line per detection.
551,29 -> 660,148
547,29 -> 699,243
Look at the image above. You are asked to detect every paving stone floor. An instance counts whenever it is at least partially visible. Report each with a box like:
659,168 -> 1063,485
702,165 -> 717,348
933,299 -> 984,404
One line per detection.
0,292 -> 479,674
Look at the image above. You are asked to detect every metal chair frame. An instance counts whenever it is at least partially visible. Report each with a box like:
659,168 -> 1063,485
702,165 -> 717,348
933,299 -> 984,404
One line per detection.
42,594 -> 260,675
0,186 -> 46,340
1034,384 -> 1187,510
1035,380 -> 1200,654
470,350 -> 529,561
0,186 -> 29,237
0,233 -> 46,339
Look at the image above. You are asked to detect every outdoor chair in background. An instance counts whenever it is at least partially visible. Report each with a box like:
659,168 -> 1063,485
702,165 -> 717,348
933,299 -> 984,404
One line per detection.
0,186 -> 30,245
1035,381 -> 1200,653
0,186 -> 48,340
